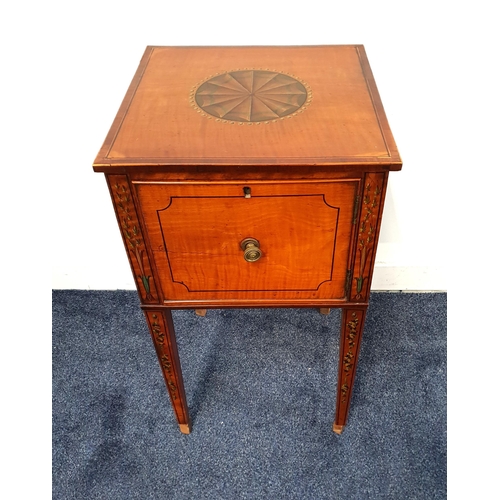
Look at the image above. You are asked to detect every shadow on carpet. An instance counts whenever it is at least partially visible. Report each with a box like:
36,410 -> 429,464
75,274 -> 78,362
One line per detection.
52,291 -> 446,499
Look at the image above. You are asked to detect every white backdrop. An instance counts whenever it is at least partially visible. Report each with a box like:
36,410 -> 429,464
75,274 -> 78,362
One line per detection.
8,0 -> 494,294
42,2 -> 461,291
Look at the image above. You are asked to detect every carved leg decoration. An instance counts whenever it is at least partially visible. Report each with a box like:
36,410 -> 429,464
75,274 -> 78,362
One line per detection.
333,307 -> 367,435
144,309 -> 191,434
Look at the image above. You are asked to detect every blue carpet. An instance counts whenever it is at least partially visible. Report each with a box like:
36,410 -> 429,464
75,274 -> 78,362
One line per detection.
52,291 -> 446,499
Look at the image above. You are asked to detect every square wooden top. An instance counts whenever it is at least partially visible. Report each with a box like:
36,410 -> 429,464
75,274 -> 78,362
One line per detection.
93,45 -> 401,171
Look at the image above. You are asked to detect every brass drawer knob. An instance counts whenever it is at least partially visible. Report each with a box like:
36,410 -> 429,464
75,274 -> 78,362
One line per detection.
240,237 -> 262,262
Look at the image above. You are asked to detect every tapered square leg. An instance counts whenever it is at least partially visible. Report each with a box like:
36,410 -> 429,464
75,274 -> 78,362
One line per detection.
144,309 -> 191,434
333,307 -> 367,433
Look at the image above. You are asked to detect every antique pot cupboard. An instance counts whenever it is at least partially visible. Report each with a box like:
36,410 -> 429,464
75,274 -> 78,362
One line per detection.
93,45 -> 402,434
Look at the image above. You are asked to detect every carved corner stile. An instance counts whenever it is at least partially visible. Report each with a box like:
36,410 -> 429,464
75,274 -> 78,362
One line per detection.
106,174 -> 159,304
350,172 -> 387,302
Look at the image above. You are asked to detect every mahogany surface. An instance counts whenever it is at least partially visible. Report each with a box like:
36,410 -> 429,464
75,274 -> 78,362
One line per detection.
94,45 -> 402,434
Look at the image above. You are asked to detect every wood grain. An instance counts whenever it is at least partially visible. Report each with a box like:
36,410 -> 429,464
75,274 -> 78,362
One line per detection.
335,307 -> 368,429
134,179 -> 359,302
93,45 -> 401,170
144,309 -> 191,433
94,45 -> 402,434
